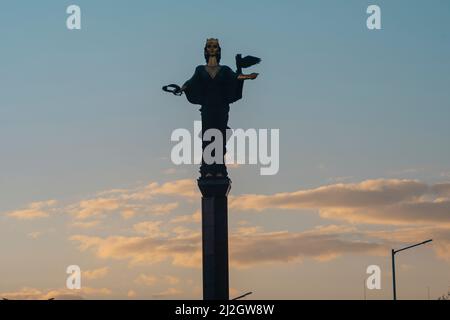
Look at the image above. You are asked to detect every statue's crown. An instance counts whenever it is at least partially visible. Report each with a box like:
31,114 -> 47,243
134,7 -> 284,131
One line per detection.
206,38 -> 220,45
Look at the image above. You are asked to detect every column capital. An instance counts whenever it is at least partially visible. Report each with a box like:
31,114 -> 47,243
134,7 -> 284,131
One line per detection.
198,177 -> 231,197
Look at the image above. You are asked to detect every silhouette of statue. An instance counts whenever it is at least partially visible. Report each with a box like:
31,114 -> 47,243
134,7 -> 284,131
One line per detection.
163,38 -> 260,179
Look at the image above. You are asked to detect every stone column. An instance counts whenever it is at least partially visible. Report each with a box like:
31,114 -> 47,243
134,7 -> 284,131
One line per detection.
198,177 -> 231,300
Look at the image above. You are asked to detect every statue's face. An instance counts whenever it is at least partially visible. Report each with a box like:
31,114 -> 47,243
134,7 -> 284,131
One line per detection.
206,40 -> 220,57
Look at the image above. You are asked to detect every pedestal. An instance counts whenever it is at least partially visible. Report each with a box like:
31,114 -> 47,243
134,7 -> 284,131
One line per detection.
198,177 -> 231,300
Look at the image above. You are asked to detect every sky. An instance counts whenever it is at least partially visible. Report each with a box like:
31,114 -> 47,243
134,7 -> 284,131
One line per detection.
1,0 -> 450,300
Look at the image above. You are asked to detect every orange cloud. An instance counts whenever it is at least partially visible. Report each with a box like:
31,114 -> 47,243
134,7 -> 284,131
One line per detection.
70,232 -> 202,267
0,287 -> 111,300
368,227 -> 450,261
75,198 -> 121,220
124,179 -> 198,201
164,275 -> 181,285
147,179 -> 198,199
6,200 -> 57,220
152,287 -> 183,299
230,179 -> 450,226
133,221 -> 168,238
133,274 -> 180,287
61,179 -> 192,222
70,224 -> 388,268
71,220 -> 101,229
169,210 -> 201,224
230,225 -> 387,267
27,231 -> 43,239
149,202 -> 179,215
135,274 -> 158,286
127,290 -> 137,298
5,178 -> 197,226
83,267 -> 110,280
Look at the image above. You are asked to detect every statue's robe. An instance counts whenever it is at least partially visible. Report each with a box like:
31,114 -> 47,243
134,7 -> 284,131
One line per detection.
183,65 -> 244,177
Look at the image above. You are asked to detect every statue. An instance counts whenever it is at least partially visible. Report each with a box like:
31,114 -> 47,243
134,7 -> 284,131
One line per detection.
163,38 -> 260,179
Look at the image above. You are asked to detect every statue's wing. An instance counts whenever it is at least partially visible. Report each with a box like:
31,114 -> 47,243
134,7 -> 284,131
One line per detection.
236,55 -> 261,69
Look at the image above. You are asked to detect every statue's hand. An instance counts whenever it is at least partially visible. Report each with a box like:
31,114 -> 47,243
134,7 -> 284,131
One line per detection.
238,73 -> 259,80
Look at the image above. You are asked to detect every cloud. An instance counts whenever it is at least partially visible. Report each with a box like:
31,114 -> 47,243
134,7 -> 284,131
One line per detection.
164,275 -> 181,285
230,179 -> 450,226
146,179 -> 198,199
70,224 -> 387,268
127,290 -> 137,298
121,203 -> 178,219
152,287 -> 183,299
83,267 -> 110,280
149,202 -> 179,215
70,231 -> 202,268
121,208 -> 137,219
134,274 -> 180,287
5,178 -> 196,228
431,182 -> 450,197
5,200 -> 57,220
319,200 -> 450,226
368,227 -> 450,261
133,221 -> 168,238
75,198 -> 121,220
163,168 -> 177,175
27,231 -> 43,239
71,220 -> 101,229
61,179 -> 193,222
230,225 -> 387,267
8,177 -> 450,282
0,287 -> 111,300
231,179 -> 428,210
169,210 -> 201,224
124,179 -> 197,201
134,274 -> 158,286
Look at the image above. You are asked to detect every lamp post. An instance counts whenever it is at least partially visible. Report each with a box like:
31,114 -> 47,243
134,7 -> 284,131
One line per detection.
391,239 -> 432,300
232,292 -> 253,300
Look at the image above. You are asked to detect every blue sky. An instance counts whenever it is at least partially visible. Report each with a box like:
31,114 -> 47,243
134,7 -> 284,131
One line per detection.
1,0 -> 450,299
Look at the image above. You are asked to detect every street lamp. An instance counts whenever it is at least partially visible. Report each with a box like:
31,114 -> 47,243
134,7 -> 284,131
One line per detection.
391,239 -> 432,300
232,292 -> 253,300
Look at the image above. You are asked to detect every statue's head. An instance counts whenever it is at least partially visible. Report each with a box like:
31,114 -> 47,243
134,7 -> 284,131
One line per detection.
204,38 -> 221,63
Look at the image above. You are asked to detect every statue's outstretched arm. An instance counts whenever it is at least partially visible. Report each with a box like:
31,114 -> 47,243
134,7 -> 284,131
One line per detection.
237,73 -> 259,80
